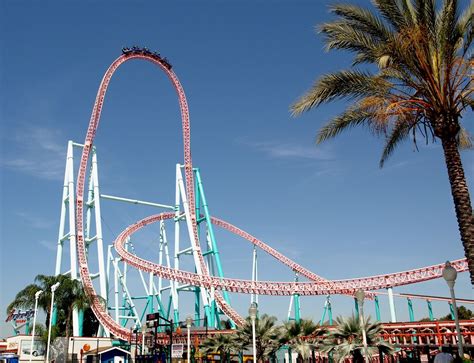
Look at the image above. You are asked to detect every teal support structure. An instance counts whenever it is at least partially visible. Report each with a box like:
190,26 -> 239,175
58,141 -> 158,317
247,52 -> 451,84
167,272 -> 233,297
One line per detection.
25,320 -> 30,335
78,309 -> 84,336
374,296 -> 381,321
407,298 -> 415,322
320,296 -> 333,325
51,306 -> 58,326
354,298 -> 360,319
449,302 -> 455,320
427,300 -> 434,321
194,169 -> 234,328
293,273 -> 301,323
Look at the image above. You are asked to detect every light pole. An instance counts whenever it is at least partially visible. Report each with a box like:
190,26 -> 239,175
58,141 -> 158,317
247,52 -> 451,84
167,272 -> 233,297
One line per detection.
186,316 -> 193,363
442,261 -> 464,357
28,290 -> 43,363
249,302 -> 258,363
355,289 -> 368,363
46,282 -> 60,363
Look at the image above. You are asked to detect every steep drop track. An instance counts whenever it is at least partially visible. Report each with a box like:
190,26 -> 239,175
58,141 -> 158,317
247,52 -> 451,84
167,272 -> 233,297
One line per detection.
76,53 -> 468,341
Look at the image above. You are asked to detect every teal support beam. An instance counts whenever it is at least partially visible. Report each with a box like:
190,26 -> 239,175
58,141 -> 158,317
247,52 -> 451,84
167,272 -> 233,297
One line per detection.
427,300 -> 434,321
354,298 -> 360,319
195,169 -> 234,328
374,296 -> 381,321
407,298 -> 415,322
328,301 -> 333,325
78,309 -> 84,337
294,294 -> 301,323
51,306 -> 58,326
320,304 -> 327,325
449,302 -> 455,320
25,320 -> 30,335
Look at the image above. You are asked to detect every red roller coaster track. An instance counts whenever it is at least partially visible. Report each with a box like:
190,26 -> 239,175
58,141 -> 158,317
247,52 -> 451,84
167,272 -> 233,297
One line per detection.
75,53 -> 468,341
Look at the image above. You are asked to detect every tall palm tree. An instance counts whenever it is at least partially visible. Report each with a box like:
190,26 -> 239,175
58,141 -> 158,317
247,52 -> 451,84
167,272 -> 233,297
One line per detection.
292,0 -> 474,282
7,274 -> 93,338
235,314 -> 283,362
281,319 -> 326,362
320,315 -> 393,363
201,334 -> 238,363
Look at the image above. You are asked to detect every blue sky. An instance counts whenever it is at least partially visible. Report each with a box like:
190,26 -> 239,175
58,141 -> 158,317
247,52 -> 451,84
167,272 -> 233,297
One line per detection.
1,0 -> 473,337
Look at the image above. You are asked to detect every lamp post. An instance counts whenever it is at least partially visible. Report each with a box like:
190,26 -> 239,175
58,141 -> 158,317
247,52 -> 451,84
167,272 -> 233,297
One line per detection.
46,282 -> 60,363
442,261 -> 464,357
186,316 -> 193,363
355,289 -> 368,363
28,290 -> 43,363
249,302 -> 258,363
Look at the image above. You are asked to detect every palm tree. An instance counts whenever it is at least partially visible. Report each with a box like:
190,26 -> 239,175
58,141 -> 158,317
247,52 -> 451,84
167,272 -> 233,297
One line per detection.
320,315 -> 393,363
281,319 -> 326,362
7,274 -> 94,338
292,0 -> 474,282
235,314 -> 283,362
201,334 -> 238,363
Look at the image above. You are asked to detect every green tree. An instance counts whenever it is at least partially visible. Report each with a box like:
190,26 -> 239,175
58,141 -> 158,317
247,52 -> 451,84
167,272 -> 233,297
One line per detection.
7,274 -> 97,338
201,333 -> 238,363
235,314 -> 283,362
320,315 -> 393,363
280,319 -> 327,362
292,0 -> 474,282
440,305 -> 474,320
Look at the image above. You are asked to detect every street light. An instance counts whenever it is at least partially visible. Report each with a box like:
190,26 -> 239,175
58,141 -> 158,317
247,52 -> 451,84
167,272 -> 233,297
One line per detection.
355,289 -> 368,363
249,302 -> 258,363
29,290 -> 43,363
186,316 -> 193,363
46,282 -> 60,363
442,261 -> 464,357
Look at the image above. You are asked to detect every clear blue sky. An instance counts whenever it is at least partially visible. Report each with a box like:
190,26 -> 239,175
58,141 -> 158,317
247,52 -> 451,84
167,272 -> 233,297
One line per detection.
1,0 -> 473,337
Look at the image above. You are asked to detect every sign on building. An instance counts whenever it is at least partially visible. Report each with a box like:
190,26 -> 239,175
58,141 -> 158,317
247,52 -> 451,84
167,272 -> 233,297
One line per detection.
171,344 -> 184,358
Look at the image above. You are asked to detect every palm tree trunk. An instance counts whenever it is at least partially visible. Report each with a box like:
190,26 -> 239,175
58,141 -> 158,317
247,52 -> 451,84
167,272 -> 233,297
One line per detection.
441,136 -> 474,284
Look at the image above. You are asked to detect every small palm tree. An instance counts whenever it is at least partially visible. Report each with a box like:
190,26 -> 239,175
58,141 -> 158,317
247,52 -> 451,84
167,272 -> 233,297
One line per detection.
292,0 -> 474,282
235,314 -> 283,362
201,334 -> 237,363
320,315 -> 393,363
281,319 -> 327,362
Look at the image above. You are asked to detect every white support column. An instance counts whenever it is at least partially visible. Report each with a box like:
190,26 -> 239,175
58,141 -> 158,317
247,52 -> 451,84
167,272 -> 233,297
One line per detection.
55,141 -> 72,275
287,296 -> 294,321
387,287 -> 397,323
174,164 -> 182,311
91,151 -> 107,302
161,220 -> 178,314
66,141 -> 80,336
251,246 -> 258,305
176,165 -> 210,308
114,258 -> 120,324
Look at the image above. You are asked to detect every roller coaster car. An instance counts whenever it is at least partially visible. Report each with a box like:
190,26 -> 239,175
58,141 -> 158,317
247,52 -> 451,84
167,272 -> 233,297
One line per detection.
122,47 -> 132,54
142,48 -> 151,54
161,58 -> 172,70
131,46 -> 141,52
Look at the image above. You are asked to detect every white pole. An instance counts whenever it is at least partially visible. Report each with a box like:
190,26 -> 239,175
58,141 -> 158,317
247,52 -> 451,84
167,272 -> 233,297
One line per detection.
355,290 -> 368,363
29,290 -> 43,363
249,303 -> 258,363
251,317 -> 257,363
387,287 -> 397,322
186,316 -> 193,363
46,283 -> 60,363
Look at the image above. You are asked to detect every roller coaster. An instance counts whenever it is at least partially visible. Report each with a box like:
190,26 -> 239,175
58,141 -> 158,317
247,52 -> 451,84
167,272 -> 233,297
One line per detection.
51,48 -> 469,342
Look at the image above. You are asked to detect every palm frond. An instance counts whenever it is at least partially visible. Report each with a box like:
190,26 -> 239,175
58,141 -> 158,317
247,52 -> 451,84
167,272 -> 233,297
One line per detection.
372,0 -> 408,30
458,127 -> 473,149
380,119 -> 414,167
291,71 -> 390,115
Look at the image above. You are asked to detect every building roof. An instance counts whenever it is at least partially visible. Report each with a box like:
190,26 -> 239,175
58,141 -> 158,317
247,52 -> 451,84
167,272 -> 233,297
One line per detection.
84,347 -> 130,356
